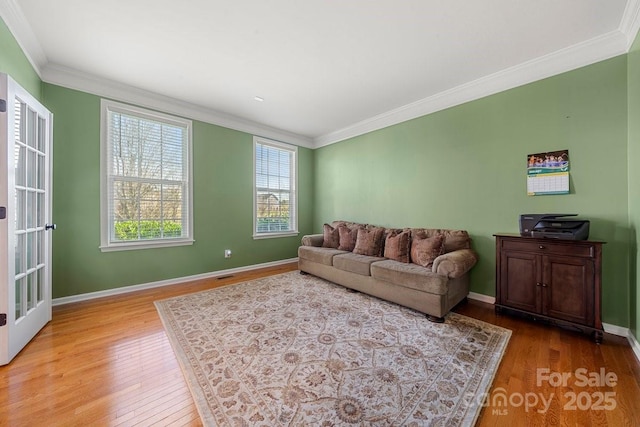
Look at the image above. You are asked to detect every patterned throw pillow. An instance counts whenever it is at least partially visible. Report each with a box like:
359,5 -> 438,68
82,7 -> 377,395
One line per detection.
338,224 -> 361,251
322,223 -> 340,248
383,229 -> 411,263
410,233 -> 445,268
353,227 -> 385,256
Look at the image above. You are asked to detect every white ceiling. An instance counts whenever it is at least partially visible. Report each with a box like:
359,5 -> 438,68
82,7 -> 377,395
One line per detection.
2,0 -> 638,147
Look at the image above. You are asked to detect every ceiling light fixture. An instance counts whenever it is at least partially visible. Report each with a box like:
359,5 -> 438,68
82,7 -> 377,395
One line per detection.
254,96 -> 264,102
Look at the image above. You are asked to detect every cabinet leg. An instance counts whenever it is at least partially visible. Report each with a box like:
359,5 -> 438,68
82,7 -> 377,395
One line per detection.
594,330 -> 603,344
494,305 -> 502,315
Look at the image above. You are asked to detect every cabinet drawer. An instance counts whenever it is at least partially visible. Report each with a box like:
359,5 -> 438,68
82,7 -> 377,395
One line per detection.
501,239 -> 594,258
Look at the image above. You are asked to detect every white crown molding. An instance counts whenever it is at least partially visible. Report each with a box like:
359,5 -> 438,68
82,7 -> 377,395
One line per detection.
52,257 -> 299,306
313,30 -> 629,148
41,64 -> 313,148
0,0 -> 46,76
3,0 -> 638,150
620,0 -> 640,50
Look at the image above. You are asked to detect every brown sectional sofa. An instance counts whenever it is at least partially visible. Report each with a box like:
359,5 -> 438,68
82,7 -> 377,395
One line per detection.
298,221 -> 478,322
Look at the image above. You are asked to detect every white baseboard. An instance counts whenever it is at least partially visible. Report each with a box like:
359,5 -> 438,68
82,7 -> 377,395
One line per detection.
52,258 -> 299,306
602,322 -> 628,337
466,293 -> 633,343
628,330 -> 640,365
468,292 -> 496,305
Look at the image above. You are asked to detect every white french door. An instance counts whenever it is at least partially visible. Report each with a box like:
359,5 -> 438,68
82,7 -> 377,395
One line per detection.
0,74 -> 53,365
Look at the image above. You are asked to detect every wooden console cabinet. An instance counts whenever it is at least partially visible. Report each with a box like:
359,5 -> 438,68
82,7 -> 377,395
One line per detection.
494,234 -> 604,343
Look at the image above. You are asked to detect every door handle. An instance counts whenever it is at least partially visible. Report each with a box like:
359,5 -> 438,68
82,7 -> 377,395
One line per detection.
45,223 -> 57,231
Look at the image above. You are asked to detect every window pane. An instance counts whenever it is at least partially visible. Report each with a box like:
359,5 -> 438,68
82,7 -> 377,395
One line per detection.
104,101 -> 191,247
254,138 -> 296,235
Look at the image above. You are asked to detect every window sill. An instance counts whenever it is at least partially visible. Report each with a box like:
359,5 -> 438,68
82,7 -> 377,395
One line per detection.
253,231 -> 299,240
100,238 -> 195,252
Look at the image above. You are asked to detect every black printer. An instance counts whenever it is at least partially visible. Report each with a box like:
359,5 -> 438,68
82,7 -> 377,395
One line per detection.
519,214 -> 590,240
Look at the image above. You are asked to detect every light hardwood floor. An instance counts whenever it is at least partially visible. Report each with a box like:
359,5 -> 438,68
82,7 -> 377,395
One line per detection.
1,263 -> 639,426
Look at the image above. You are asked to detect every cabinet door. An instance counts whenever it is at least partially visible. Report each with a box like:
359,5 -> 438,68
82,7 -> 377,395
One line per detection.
542,255 -> 594,326
500,250 -> 540,313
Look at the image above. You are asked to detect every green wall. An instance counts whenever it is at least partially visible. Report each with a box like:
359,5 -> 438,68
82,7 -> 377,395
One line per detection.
314,56 -> 630,327
1,14 -> 638,332
0,17 -> 41,99
42,83 -> 314,298
629,33 -> 640,340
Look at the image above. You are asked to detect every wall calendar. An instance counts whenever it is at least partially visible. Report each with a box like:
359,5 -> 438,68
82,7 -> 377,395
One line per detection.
527,149 -> 569,195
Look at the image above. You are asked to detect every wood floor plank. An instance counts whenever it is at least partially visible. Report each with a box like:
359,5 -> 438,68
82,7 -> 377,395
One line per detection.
1,263 -> 638,426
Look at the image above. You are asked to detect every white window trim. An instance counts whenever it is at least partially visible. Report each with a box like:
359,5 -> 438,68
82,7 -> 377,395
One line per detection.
99,99 -> 194,252
253,136 -> 299,239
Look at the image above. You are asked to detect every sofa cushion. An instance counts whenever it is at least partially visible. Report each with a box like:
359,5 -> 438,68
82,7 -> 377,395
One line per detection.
410,233 -> 445,268
322,223 -> 340,248
410,228 -> 471,253
333,253 -> 385,276
353,227 -> 385,256
338,224 -> 362,251
371,260 -> 449,295
298,246 -> 348,266
383,229 -> 411,263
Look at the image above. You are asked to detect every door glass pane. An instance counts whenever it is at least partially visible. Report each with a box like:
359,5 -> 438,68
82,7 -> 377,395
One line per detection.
37,116 -> 45,152
27,273 -> 35,310
27,108 -> 37,148
27,231 -> 35,270
15,144 -> 25,186
37,268 -> 43,303
37,192 -> 44,227
27,149 -> 36,188
27,191 -> 35,229
14,99 -> 24,143
37,154 -> 45,190
15,234 -> 24,275
15,278 -> 23,319
37,230 -> 44,265
15,189 -> 25,230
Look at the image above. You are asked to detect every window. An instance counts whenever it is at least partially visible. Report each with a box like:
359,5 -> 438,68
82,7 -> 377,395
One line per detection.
253,136 -> 298,238
100,100 -> 193,251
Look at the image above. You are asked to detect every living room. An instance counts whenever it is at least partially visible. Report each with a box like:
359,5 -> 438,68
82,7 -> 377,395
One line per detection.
1,1 -> 640,425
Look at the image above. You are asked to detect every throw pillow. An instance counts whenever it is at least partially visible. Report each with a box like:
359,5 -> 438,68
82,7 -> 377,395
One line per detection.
353,227 -> 385,256
338,224 -> 361,251
384,229 -> 411,263
411,233 -> 445,268
322,223 -> 340,248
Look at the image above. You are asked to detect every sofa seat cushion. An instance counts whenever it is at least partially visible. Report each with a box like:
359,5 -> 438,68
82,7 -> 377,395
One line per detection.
333,253 -> 385,276
371,260 -> 449,295
298,246 -> 348,266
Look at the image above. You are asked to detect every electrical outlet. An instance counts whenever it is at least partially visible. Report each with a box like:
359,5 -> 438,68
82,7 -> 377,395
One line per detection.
224,249 -> 232,258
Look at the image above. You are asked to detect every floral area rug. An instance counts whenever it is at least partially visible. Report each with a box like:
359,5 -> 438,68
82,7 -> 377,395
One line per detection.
155,271 -> 511,426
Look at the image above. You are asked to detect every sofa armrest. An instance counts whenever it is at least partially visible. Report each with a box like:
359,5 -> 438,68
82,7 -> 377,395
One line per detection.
301,234 -> 324,247
432,249 -> 478,279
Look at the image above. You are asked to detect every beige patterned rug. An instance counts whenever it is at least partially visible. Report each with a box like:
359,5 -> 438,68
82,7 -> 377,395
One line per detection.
155,271 -> 511,426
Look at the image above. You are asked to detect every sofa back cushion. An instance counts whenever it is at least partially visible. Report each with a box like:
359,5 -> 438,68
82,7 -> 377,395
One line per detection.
353,227 -> 385,256
383,229 -> 411,263
410,233 -> 445,268
410,228 -> 470,253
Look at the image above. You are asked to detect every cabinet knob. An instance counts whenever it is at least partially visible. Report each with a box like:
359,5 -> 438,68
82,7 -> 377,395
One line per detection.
536,282 -> 541,287
542,283 -> 548,288
539,245 -> 545,249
